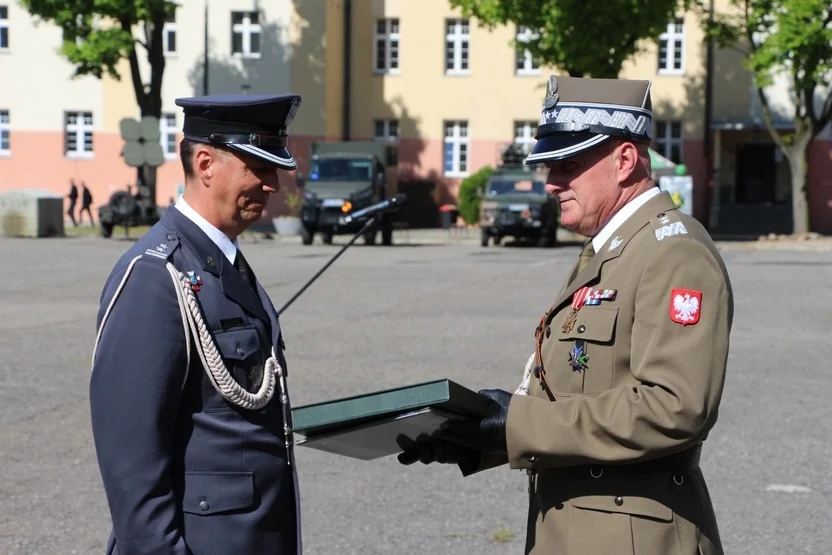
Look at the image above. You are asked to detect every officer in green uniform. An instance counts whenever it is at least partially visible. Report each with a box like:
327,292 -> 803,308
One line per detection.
400,75 -> 733,555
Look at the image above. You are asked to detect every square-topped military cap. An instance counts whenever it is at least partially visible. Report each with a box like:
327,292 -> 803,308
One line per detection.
174,93 -> 302,170
525,75 -> 653,164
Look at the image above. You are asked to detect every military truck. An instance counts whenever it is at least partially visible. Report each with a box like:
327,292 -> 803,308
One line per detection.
296,141 -> 399,246
99,182 -> 160,238
479,144 -> 558,247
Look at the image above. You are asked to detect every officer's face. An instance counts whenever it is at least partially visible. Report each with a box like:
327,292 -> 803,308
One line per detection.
543,143 -> 619,236
213,150 -> 281,225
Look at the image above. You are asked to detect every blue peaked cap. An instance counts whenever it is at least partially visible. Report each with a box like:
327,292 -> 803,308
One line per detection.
175,93 -> 302,170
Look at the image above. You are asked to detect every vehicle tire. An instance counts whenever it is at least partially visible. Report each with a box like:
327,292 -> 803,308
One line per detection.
100,223 -> 114,238
494,235 -> 502,246
481,229 -> 489,247
322,232 -> 333,245
300,225 -> 314,245
364,230 -> 377,245
537,227 -> 557,248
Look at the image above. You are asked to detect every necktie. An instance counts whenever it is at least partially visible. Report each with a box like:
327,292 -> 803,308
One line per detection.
577,241 -> 595,273
234,249 -> 257,293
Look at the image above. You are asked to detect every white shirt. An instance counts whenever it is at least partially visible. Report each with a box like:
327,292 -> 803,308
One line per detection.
591,186 -> 660,253
174,195 -> 239,265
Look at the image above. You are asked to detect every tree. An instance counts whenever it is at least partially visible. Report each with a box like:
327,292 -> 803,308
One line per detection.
447,0 -> 692,78
21,0 -> 177,206
703,0 -> 832,234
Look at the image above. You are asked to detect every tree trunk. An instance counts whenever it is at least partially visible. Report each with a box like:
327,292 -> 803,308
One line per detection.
786,137 -> 811,234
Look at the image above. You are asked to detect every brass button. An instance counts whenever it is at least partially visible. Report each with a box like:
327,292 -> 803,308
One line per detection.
657,212 -> 665,218
577,325 -> 586,333
199,501 -> 210,511
614,496 -> 623,506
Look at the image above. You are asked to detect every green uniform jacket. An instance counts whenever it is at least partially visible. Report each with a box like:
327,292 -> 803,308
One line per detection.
471,191 -> 733,555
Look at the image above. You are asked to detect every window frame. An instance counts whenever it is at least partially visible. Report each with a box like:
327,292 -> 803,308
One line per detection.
373,18 -> 400,75
0,5 -> 9,51
444,19 -> 470,76
654,119 -> 683,164
657,18 -> 685,75
64,111 -> 94,159
513,121 -> 538,155
443,120 -> 469,178
231,10 -> 262,59
515,26 -> 540,76
373,119 -> 399,142
0,109 -> 10,156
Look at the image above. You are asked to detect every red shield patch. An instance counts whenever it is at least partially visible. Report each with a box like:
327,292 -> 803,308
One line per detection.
669,289 -> 702,325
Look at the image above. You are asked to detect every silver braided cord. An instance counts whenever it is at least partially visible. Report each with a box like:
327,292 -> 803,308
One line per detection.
164,262 -> 277,410
91,254 -> 284,412
514,351 -> 536,396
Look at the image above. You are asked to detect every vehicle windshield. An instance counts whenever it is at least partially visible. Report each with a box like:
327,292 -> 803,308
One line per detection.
309,157 -> 374,182
487,178 -> 546,195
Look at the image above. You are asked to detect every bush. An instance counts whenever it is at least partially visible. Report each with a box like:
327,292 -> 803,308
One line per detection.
458,165 -> 494,225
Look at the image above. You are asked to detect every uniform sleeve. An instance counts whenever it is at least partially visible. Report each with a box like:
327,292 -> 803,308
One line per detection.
505,238 -> 733,468
89,258 -> 192,555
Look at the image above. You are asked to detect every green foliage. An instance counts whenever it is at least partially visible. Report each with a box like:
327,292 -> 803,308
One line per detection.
458,165 -> 495,225
20,0 -> 176,82
283,192 -> 302,217
703,0 -> 832,94
448,0 -> 691,78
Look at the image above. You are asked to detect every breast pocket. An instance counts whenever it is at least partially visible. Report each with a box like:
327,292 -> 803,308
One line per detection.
204,327 -> 264,411
557,306 -> 618,396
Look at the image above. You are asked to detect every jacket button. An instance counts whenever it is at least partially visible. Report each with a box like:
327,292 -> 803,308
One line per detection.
545,326 -> 551,338
577,325 -> 586,333
614,496 -> 623,506
527,455 -> 538,463
236,347 -> 245,355
166,233 -> 176,241
199,501 -> 210,511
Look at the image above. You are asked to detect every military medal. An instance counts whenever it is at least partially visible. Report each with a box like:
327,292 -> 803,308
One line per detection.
569,340 -> 589,371
562,287 -> 592,333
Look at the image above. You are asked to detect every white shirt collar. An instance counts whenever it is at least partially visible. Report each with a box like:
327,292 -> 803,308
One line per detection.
591,186 -> 661,253
174,195 -> 239,264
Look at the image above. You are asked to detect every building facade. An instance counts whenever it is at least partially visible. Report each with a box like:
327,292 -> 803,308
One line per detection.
1,0 -> 831,232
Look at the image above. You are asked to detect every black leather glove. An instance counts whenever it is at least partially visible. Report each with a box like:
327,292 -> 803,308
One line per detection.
442,389 -> 512,454
396,434 -> 480,468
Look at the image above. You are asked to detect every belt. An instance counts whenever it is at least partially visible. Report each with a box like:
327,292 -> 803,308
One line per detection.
569,444 -> 702,478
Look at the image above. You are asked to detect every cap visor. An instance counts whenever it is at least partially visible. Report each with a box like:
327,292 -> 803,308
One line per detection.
524,133 -> 611,164
227,143 -> 297,170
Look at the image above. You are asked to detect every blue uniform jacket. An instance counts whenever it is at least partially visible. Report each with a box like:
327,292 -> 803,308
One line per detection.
90,206 -> 301,555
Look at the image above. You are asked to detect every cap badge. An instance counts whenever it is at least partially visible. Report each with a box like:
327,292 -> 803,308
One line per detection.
544,75 -> 559,109
285,98 -> 301,127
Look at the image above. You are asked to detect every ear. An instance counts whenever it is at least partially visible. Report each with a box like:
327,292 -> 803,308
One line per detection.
613,141 -> 640,183
193,145 -> 217,184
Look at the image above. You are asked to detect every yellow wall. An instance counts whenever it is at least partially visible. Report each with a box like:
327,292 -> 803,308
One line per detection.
349,0 -> 551,142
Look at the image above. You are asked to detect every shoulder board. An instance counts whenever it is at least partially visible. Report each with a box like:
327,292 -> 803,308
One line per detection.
142,231 -> 181,262
651,209 -> 689,243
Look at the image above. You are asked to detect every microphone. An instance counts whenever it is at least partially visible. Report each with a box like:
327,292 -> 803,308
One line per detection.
338,194 -> 408,225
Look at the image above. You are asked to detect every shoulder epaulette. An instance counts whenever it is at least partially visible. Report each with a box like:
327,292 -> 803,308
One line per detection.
651,209 -> 689,242
142,231 -> 181,262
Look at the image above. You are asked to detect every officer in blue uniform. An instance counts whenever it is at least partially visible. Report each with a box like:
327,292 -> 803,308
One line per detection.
89,93 -> 304,555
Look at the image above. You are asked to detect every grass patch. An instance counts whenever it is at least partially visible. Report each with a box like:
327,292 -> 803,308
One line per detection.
491,524 -> 515,543
446,532 -> 466,539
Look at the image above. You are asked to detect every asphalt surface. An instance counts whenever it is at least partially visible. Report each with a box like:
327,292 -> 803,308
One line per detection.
1,232 -> 830,554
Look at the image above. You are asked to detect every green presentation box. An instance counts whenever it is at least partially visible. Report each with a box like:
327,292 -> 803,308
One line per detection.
291,379 -> 498,460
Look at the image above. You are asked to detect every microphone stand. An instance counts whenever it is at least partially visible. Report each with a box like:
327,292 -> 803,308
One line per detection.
277,215 -> 381,317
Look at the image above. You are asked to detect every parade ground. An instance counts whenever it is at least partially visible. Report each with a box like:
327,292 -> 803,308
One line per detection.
1,232 -> 830,554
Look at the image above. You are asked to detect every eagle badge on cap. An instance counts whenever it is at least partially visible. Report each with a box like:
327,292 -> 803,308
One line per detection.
285,98 -> 301,127
544,75 -> 559,109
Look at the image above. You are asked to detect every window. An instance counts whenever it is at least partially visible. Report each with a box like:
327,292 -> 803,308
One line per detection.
515,26 -> 540,75
658,18 -> 684,74
65,111 -> 93,157
231,11 -> 261,58
374,18 -> 399,74
160,113 -> 177,158
443,120 -> 469,177
0,5 -> 8,50
163,9 -> 177,56
373,119 -> 399,142
445,19 -> 469,75
0,110 -> 9,154
655,120 -> 682,164
514,121 -> 537,155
